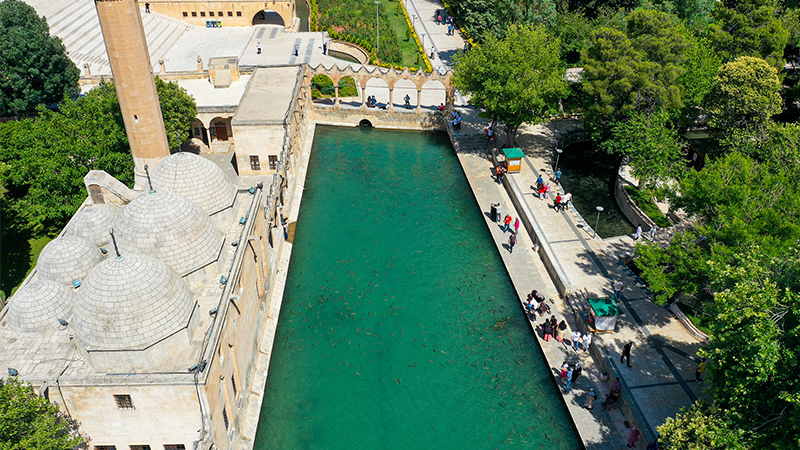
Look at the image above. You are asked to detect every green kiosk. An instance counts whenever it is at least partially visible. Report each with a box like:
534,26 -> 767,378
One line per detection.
501,148 -> 525,173
587,297 -> 621,332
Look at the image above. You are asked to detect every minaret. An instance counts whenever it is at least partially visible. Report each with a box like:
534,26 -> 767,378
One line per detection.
95,0 -> 170,190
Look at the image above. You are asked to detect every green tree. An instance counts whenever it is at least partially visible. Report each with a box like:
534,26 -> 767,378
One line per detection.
708,0 -> 788,67
658,401 -> 748,450
678,36 -> 722,114
453,24 -> 567,146
0,377 -> 85,449
704,56 -> 782,153
0,0 -> 80,117
600,108 -> 684,188
154,77 -> 198,150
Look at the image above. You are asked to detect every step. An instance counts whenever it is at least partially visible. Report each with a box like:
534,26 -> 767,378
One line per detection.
49,0 -> 96,38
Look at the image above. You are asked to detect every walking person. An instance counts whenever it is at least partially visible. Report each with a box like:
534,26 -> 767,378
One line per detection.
614,278 -> 624,300
323,40 -> 328,54
503,214 -> 512,232
554,193 -> 562,212
572,364 -> 582,384
508,233 -> 516,253
635,224 -> 643,240
514,217 -> 520,234
256,41 -> 262,55
538,183 -> 546,200
543,318 -> 553,341
627,426 -> 641,448
448,23 -> 453,35
564,366 -> 573,393
695,358 -> 707,382
145,2 -> 150,13
536,174 -> 544,189
649,224 -> 658,240
583,388 -> 597,411
550,316 -> 559,342
572,330 -> 582,352
404,94 -> 411,109
562,191 -> 572,210
582,332 -> 592,352
430,46 -> 435,59
560,361 -> 569,379
620,342 -> 633,367
555,167 -> 562,184
294,43 -> 299,56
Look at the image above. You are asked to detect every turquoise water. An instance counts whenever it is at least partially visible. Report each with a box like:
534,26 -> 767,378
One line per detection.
254,126 -> 581,449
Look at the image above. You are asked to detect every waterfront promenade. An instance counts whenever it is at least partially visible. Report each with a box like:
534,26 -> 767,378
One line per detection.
406,0 -> 708,447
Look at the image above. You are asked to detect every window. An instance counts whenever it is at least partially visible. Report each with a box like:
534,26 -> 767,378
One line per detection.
209,11 -> 214,16
227,11 -> 233,16
130,446 -> 151,450
236,11 -> 242,16
249,155 -> 261,171
182,12 -> 188,17
164,446 -> 186,450
200,11 -> 206,17
95,446 -> 117,450
268,155 -> 278,170
113,394 -> 134,409
222,407 -> 229,430
231,373 -> 237,397
218,12 -> 224,17
191,11 -> 197,17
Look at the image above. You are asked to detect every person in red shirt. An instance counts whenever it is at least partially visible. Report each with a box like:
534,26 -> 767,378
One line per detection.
554,194 -> 562,212
503,214 -> 512,232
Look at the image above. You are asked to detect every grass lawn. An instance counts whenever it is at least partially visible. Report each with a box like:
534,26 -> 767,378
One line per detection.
625,185 -> 672,228
1,234 -> 53,301
384,2 -> 423,67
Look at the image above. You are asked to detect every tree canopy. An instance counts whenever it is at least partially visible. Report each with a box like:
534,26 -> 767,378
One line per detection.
452,24 -> 567,146
708,0 -> 788,67
0,377 -> 85,450
0,0 -> 80,117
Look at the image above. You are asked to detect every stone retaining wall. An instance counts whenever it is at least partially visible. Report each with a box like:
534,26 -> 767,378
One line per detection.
310,107 -> 446,130
668,302 -> 710,344
615,166 -> 655,233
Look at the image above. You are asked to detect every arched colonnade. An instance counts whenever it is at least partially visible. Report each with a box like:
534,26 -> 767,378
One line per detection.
304,64 -> 456,112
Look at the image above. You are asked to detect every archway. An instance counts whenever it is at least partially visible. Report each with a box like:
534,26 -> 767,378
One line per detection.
392,79 -> 417,111
364,77 -> 390,109
209,117 -> 232,142
421,79 -> 446,110
252,10 -> 285,26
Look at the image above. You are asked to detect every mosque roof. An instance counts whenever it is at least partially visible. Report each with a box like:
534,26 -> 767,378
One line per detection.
114,189 -> 224,275
65,204 -> 121,247
36,236 -> 104,286
8,279 -> 74,332
73,253 -> 194,350
150,152 -> 236,215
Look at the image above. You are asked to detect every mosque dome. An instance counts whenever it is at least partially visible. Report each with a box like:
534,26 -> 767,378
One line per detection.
65,204 -> 120,247
73,253 -> 194,350
36,236 -> 104,286
8,280 -> 74,332
150,152 -> 236,215
113,189 -> 223,275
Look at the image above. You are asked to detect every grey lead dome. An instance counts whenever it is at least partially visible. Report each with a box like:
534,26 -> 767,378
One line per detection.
65,204 -> 120,247
8,279 -> 74,332
150,152 -> 236,215
113,189 -> 223,275
73,253 -> 194,350
37,236 -> 103,286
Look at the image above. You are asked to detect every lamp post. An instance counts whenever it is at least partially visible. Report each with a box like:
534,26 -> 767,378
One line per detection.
594,206 -> 604,239
374,1 -> 381,57
421,33 -> 425,49
554,148 -> 562,171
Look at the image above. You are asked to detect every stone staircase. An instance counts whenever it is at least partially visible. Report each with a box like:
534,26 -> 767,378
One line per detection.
28,0 -> 194,77
564,288 -> 591,314
449,131 -> 490,157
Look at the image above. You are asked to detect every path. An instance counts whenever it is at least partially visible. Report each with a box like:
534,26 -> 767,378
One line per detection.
402,0 -> 707,446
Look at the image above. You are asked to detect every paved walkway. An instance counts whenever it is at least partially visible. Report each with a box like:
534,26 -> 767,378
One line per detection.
404,0 -> 707,447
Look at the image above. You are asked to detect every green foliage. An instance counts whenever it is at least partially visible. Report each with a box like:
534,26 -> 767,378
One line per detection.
658,401 -> 748,450
0,0 -> 80,117
0,377 -> 85,450
624,186 -> 671,227
581,10 -> 688,133
318,0 -> 405,64
601,109 -> 684,188
452,24 -> 567,145
704,56 -> 781,153
448,0 -> 557,42
310,75 -> 358,98
678,36 -> 722,114
155,77 -> 197,150
707,0 -> 788,67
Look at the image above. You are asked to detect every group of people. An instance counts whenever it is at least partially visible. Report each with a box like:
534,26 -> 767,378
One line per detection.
553,191 -> 572,212
451,110 -> 462,130
366,96 -> 388,110
495,162 -> 507,184
541,315 -> 567,342
524,290 -> 550,317
502,214 -> 520,253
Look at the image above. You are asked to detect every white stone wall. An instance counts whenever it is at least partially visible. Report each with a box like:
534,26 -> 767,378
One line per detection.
60,384 -> 203,449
